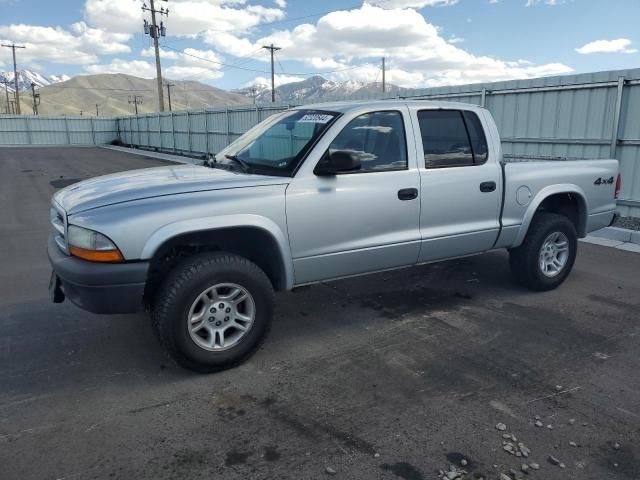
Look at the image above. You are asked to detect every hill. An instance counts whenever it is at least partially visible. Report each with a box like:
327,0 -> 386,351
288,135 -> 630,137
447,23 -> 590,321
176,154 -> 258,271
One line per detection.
17,74 -> 251,116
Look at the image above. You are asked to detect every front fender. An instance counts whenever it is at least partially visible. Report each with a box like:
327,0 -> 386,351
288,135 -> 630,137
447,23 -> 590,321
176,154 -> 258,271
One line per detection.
513,184 -> 588,247
140,214 -> 295,290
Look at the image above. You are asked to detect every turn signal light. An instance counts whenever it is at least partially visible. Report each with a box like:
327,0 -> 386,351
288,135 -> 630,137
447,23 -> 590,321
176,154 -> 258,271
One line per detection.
69,245 -> 124,263
615,174 -> 622,199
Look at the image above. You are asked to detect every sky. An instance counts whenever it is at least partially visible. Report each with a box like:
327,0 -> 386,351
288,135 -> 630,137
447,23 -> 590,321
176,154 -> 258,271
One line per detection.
0,0 -> 639,90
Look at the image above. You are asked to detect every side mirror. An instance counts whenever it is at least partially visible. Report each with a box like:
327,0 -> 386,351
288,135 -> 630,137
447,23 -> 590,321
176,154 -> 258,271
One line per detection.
315,150 -> 361,176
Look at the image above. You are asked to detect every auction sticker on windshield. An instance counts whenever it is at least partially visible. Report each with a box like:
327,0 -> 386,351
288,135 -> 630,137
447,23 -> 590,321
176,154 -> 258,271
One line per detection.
299,114 -> 334,123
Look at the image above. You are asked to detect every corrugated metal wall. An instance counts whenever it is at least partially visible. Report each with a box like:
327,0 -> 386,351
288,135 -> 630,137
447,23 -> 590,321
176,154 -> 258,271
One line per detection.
0,115 -> 118,145
115,68 -> 640,215
1,68 -> 639,215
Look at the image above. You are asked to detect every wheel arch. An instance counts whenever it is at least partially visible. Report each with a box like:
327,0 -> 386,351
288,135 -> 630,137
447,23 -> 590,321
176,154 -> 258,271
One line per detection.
513,185 -> 588,248
142,215 -> 294,293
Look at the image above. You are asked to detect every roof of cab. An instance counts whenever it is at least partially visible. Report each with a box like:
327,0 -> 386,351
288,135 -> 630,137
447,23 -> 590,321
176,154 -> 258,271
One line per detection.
294,99 -> 484,113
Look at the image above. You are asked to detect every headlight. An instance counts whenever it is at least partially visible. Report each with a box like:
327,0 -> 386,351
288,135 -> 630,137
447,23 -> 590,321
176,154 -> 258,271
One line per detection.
67,225 -> 124,263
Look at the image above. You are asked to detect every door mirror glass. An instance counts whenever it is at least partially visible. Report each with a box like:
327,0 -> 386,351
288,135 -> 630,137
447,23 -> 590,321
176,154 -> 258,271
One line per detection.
315,150 -> 362,176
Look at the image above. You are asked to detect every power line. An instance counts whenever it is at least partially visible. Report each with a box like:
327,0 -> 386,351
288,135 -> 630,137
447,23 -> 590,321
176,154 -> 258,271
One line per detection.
44,85 -> 154,92
275,52 -> 287,76
162,45 -> 271,73
1,43 -> 26,114
161,4 -> 361,40
161,44 -> 371,77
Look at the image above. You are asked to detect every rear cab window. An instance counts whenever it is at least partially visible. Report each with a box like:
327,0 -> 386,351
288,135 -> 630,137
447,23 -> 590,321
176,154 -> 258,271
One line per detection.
417,109 -> 489,168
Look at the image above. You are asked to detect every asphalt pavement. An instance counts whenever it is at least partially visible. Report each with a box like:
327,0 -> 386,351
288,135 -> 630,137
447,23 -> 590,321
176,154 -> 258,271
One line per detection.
0,147 -> 638,480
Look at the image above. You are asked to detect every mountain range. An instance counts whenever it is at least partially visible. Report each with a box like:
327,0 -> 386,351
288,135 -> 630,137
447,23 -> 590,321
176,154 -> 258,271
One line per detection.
235,75 -> 405,104
0,69 -> 70,92
1,69 -> 405,116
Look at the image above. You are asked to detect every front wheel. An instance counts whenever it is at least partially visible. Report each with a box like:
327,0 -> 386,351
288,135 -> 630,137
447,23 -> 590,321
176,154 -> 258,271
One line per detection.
151,252 -> 274,373
509,212 -> 577,291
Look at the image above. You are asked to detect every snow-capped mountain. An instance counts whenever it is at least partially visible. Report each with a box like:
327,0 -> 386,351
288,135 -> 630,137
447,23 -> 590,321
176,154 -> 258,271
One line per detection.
0,70 -> 70,92
235,75 -> 406,104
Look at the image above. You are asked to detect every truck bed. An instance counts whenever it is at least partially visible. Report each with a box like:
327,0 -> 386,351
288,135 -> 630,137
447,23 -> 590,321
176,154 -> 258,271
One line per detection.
495,155 -> 618,248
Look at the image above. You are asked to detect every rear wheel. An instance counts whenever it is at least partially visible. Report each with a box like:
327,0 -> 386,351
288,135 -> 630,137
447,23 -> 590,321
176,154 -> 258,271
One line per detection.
151,252 -> 274,373
509,212 -> 577,291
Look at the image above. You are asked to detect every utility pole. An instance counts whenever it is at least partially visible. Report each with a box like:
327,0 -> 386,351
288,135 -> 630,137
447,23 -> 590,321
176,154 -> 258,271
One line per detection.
249,86 -> 258,104
2,79 -> 11,114
381,57 -> 386,95
129,95 -> 143,115
30,82 -> 40,115
2,43 -> 26,114
142,0 -> 169,112
165,82 -> 175,111
262,44 -> 281,103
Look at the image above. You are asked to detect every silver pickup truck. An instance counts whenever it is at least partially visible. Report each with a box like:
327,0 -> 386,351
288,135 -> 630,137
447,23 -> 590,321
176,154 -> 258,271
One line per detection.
48,100 -> 620,372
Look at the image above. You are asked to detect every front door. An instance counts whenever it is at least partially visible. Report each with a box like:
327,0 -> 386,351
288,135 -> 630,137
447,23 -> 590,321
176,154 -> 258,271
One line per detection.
286,108 -> 422,285
411,108 -> 502,262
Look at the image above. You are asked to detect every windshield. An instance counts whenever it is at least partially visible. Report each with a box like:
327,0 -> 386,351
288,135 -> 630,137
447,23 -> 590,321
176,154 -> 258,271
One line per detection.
215,109 -> 340,176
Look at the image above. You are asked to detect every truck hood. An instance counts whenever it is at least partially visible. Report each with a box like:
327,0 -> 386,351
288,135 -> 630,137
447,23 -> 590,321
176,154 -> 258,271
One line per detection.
54,165 -> 289,214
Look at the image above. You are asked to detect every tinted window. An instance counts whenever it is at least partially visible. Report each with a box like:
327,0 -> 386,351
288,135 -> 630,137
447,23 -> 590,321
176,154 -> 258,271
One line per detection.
324,110 -> 407,172
418,110 -> 488,168
463,111 -> 488,164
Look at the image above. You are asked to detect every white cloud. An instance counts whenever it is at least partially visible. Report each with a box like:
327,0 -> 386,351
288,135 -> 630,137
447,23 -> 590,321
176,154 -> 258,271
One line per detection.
274,0 -> 287,7
164,65 -> 222,80
95,47 -> 224,80
84,0 -> 143,34
369,0 -> 459,7
526,0 -> 565,5
246,74 -> 305,88
85,0 -> 285,37
205,3 -> 572,89
182,48 -> 225,68
84,59 -> 157,77
576,38 -> 637,55
141,46 -> 225,68
141,47 -> 181,60
0,22 -> 131,66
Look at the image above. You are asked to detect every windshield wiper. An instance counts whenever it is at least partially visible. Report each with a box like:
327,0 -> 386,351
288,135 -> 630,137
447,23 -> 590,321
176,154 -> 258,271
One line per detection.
225,154 -> 252,174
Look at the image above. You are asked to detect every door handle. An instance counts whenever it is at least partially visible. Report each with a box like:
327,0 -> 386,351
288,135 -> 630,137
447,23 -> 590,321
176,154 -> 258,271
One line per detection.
398,188 -> 418,200
479,181 -> 497,193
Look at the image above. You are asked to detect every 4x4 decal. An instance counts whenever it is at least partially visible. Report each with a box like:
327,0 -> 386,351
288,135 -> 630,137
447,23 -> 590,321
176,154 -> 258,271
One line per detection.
594,176 -> 615,186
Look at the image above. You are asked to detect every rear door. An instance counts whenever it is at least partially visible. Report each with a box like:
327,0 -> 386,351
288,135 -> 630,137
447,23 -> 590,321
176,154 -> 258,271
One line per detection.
410,108 -> 502,262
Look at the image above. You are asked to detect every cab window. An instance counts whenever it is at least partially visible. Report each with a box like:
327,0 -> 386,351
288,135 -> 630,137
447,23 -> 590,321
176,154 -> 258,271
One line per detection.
418,110 -> 488,168
322,110 -> 408,173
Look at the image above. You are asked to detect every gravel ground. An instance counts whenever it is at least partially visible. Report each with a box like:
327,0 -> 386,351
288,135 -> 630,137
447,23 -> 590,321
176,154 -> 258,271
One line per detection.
1,147 -> 639,480
613,216 -> 640,231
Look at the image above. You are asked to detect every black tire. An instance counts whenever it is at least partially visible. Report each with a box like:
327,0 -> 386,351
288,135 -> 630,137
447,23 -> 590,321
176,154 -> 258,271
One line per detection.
509,212 -> 577,291
151,252 -> 274,373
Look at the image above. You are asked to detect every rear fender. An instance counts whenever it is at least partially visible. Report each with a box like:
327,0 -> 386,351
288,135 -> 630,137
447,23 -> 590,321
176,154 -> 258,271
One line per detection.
513,184 -> 588,248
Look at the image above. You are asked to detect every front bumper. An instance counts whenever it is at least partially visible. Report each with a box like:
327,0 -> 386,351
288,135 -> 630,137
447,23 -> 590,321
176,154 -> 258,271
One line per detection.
47,236 -> 149,314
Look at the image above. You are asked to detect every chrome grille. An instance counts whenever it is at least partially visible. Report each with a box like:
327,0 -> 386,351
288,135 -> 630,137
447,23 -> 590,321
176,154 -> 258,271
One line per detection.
50,202 -> 68,254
